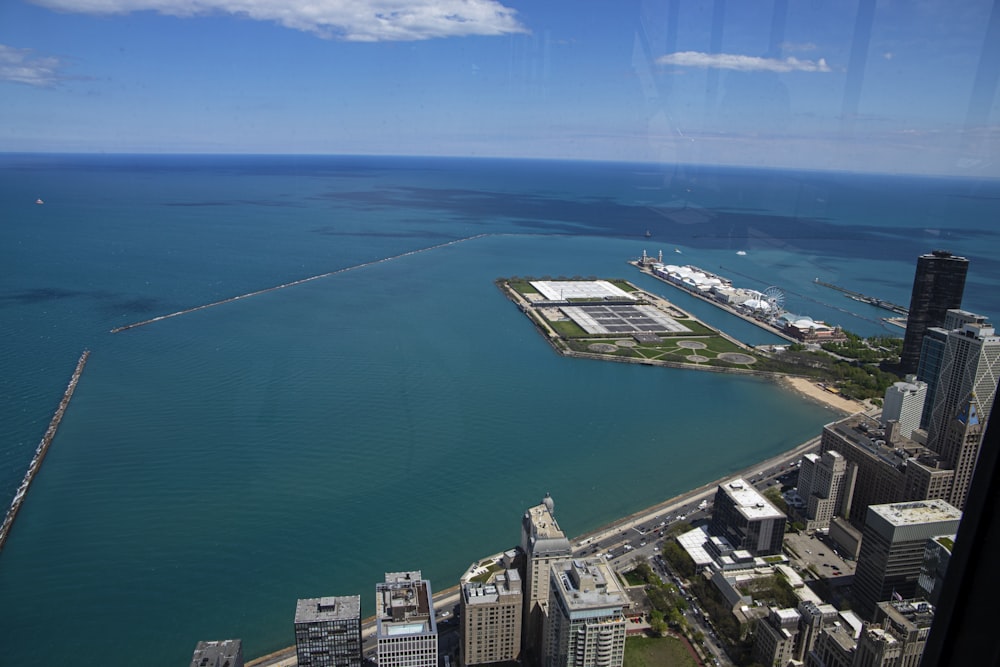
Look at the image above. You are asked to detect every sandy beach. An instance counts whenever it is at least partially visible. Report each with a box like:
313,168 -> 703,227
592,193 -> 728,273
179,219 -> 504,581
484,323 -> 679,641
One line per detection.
781,376 -> 868,415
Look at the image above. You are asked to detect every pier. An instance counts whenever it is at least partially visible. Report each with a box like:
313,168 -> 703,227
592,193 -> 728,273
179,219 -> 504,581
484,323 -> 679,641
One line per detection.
111,234 -> 490,333
0,350 -> 90,554
813,278 -> 909,315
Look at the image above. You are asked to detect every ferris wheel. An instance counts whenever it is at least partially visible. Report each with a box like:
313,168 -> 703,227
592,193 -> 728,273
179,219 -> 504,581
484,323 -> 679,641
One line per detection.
763,286 -> 786,314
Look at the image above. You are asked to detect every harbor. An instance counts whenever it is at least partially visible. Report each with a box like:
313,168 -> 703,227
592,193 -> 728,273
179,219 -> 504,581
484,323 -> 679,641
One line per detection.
0,350 -> 90,553
813,278 -> 909,315
630,255 -> 801,344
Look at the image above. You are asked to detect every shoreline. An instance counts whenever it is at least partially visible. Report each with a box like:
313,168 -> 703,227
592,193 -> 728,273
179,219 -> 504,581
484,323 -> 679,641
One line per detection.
779,376 -> 868,415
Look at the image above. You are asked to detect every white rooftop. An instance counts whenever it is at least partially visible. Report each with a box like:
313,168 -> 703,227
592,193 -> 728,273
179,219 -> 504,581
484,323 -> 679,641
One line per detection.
720,479 -> 785,520
869,499 -> 962,527
531,280 -> 634,301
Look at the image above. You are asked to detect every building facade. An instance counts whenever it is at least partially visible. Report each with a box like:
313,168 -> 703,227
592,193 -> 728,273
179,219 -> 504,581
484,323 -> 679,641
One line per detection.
881,379 -> 927,442
852,501 -> 961,621
899,250 -> 968,375
709,479 -> 786,556
520,494 -> 572,665
376,572 -> 437,667
294,596 -> 362,667
460,569 -> 523,666
190,639 -> 244,667
543,559 -> 627,667
853,600 -> 934,667
798,450 -> 852,530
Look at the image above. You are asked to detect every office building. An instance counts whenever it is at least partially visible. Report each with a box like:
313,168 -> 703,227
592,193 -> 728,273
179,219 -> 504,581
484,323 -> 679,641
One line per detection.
710,478 -> 785,556
294,595 -> 362,667
853,599 -> 934,667
797,450 -> 852,530
899,250 -> 968,375
881,378 -> 927,442
190,639 -> 244,667
376,571 -> 437,667
852,500 -> 961,621
520,494 -> 572,665
925,319 -> 1000,452
544,558 -> 627,667
460,569 -> 523,666
917,309 -> 989,430
820,414 -> 951,527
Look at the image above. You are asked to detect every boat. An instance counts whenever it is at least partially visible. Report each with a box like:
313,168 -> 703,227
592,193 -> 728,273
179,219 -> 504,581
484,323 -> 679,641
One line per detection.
674,248 -> 682,254
736,250 -> 747,256
644,230 -> 651,238
35,199 -> 44,205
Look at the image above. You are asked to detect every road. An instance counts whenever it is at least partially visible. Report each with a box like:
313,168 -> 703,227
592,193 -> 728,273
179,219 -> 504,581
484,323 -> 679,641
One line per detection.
248,436 -> 820,667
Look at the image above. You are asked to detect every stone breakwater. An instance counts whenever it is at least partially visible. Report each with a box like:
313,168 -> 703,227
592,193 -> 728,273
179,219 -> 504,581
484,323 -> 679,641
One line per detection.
0,350 -> 90,553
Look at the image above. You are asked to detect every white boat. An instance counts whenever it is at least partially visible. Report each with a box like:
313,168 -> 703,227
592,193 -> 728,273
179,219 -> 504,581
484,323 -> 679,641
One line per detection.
737,250 -> 747,256
35,198 -> 44,205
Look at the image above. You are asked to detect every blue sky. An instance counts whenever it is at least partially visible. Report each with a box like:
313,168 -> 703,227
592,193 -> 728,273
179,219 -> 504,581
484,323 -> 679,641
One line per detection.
1,0 -> 998,176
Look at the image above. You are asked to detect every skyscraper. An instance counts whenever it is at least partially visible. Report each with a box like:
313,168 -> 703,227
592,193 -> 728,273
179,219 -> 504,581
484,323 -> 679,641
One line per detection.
520,494 -> 572,665
925,319 -> 1000,456
881,378 -> 927,442
900,250 -> 968,375
797,450 -> 852,530
375,571 -> 437,667
543,558 -> 627,667
294,595 -> 362,667
852,500 -> 961,621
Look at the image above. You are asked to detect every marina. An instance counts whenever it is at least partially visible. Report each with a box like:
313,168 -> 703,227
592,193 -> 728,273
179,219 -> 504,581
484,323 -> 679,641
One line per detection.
0,350 -> 90,553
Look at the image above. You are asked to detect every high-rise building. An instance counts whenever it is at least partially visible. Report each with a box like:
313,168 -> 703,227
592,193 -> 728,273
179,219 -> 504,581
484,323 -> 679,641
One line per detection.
294,595 -> 362,667
543,558 -> 627,667
899,250 -> 968,375
376,571 -> 437,667
460,569 -> 523,666
797,450 -> 852,530
915,310 -> 988,430
882,378 -> 927,442
820,414 -> 952,527
853,599 -> 935,667
852,500 -> 961,621
189,639 -> 244,667
709,478 -> 786,556
936,396 -> 985,510
520,494 -> 572,665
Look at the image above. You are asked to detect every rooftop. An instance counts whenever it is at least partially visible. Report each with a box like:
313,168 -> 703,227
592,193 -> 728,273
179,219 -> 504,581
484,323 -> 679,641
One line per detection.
376,571 -> 435,637
190,639 -> 242,667
718,479 -> 785,520
551,558 -> 628,612
868,499 -> 962,528
295,595 -> 361,624
463,570 -> 522,606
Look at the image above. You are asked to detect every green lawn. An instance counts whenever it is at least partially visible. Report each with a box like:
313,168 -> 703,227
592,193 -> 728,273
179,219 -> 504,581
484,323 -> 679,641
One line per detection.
624,635 -> 700,667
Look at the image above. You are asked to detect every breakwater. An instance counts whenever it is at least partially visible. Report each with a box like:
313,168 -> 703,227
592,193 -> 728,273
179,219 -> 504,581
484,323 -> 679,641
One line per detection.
111,234 -> 490,333
0,350 -> 90,553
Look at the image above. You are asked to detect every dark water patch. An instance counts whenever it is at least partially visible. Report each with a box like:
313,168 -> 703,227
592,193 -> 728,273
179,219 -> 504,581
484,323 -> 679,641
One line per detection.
0,287 -> 90,306
309,226 -> 461,240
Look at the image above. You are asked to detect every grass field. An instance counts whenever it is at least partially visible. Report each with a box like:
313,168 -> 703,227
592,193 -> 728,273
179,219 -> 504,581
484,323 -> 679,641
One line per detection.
624,635 -> 700,667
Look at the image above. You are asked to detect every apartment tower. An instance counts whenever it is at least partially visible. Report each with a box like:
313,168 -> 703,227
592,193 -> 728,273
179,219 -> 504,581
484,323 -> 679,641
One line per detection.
899,250 -> 968,375
375,571 -> 437,667
520,494 -> 572,665
543,558 -> 627,667
189,639 -> 244,667
460,569 -> 523,666
293,596 -> 362,667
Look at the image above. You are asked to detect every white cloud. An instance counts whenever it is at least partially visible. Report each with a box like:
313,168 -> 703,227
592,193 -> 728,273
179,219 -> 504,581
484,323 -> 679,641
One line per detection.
31,0 -> 529,41
0,44 -> 64,86
656,51 -> 831,73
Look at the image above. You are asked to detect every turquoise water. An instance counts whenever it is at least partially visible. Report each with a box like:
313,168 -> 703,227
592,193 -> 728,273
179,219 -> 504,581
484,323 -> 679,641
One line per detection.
1,155 -> 999,664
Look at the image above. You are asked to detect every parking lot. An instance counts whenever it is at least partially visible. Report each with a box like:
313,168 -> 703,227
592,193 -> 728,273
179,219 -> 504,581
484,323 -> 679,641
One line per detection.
784,530 -> 856,580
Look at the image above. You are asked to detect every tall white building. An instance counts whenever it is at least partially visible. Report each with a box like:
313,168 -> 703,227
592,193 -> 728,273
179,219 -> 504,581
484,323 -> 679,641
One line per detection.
882,378 -> 928,442
375,571 -> 437,667
544,559 -> 627,667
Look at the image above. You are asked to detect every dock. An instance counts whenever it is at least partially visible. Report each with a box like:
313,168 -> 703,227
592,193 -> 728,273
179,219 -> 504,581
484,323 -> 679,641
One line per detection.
0,350 -> 90,553
813,278 -> 909,315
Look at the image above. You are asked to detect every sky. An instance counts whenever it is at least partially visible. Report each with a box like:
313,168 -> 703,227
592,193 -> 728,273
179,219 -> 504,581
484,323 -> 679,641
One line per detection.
1,0 -> 999,176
